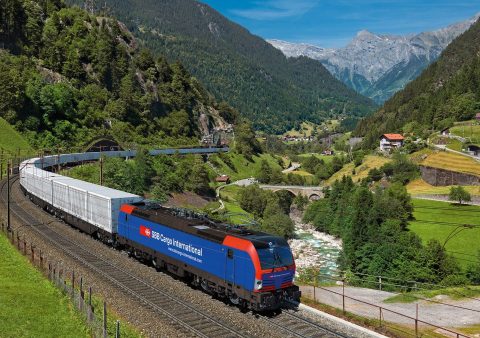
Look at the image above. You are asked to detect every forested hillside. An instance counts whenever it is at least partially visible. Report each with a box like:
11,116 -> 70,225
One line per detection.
356,18 -> 480,147
66,0 -> 376,133
0,0 -> 232,149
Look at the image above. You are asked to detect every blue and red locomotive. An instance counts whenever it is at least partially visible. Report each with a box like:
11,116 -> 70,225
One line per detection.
117,203 -> 301,311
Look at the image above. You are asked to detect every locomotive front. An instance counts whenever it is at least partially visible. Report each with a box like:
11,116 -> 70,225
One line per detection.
250,236 -> 301,310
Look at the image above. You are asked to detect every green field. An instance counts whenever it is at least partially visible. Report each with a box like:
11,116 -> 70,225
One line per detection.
409,199 -> 480,269
451,122 -> 480,144
298,153 -> 335,164
326,155 -> 391,185
407,179 -> 480,196
0,233 -> 89,337
0,117 -> 33,155
219,185 -> 253,225
210,153 -> 283,181
0,117 -> 34,177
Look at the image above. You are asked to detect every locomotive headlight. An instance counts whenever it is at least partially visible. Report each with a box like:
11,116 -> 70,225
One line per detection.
255,279 -> 263,290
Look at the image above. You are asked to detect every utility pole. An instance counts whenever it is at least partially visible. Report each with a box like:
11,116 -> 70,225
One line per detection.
0,148 -> 3,180
7,160 -> 11,232
100,157 -> 104,186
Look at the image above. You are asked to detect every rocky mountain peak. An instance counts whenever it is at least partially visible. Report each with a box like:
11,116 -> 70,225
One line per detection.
268,12 -> 480,103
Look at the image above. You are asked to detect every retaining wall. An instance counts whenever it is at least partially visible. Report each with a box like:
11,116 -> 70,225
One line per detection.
420,165 -> 480,186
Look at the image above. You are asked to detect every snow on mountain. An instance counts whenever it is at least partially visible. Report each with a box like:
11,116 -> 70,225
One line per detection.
268,13 -> 480,103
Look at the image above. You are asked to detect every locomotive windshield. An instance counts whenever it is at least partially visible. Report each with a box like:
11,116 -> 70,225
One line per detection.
257,246 -> 294,269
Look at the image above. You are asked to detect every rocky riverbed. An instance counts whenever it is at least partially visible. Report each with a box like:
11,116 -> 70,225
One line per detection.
289,208 -> 342,276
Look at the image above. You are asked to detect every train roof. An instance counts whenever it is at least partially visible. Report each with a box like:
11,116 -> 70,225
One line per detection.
127,204 -> 288,248
22,164 -> 141,200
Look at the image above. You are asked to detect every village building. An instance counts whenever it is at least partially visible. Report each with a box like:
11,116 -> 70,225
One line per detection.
215,175 -> 230,184
379,134 -> 404,152
440,127 -> 450,136
476,112 -> 480,122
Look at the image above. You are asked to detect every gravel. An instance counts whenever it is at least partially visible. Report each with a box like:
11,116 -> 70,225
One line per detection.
3,180 -> 300,337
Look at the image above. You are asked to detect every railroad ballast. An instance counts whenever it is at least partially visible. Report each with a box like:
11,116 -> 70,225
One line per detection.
19,149 -> 300,311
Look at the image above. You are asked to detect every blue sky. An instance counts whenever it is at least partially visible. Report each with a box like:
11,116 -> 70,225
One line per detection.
200,0 -> 480,48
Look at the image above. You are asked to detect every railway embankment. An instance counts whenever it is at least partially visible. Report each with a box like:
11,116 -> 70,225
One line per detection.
1,176 -> 385,338
0,230 -> 89,337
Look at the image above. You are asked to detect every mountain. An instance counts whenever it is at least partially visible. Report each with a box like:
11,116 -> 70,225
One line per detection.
269,14 -> 480,103
354,17 -> 480,148
0,1 -> 230,149
65,0 -> 376,133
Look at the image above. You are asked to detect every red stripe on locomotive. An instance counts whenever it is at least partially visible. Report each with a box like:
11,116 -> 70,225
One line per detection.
222,235 -> 262,280
120,204 -> 136,214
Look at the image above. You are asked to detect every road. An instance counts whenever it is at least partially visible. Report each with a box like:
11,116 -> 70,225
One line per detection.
212,178 -> 257,213
301,285 -> 480,329
282,162 -> 301,173
413,195 -> 480,206
432,144 -> 480,162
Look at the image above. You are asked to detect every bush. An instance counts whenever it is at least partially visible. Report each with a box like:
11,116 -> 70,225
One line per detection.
440,274 -> 470,287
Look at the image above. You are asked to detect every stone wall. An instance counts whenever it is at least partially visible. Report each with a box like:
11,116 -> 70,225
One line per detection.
420,165 -> 480,186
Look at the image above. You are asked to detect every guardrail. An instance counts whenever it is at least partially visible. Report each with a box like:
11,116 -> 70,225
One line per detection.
300,273 -> 473,338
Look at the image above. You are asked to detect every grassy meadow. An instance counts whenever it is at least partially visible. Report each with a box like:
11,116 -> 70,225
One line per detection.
326,155 -> 391,185
219,185 -> 254,224
210,153 -> 283,181
407,179 -> 480,196
0,233 -> 89,338
450,122 -> 480,144
419,150 -> 480,176
409,199 -> 480,269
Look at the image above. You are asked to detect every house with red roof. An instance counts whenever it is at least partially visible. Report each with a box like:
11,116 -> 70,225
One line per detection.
379,134 -> 404,152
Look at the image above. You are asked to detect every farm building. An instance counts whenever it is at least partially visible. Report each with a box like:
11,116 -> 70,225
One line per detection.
215,175 -> 230,184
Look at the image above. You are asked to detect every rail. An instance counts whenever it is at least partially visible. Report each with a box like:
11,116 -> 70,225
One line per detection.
0,176 -> 245,338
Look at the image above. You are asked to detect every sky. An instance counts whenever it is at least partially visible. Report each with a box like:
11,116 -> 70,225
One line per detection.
200,0 -> 480,48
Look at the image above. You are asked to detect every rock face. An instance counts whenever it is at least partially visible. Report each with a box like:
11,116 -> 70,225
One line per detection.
269,13 -> 480,103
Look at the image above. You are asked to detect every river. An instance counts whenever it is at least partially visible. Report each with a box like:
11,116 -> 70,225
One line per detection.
288,208 -> 342,277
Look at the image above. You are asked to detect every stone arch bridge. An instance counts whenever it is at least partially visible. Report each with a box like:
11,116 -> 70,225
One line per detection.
259,185 -> 324,200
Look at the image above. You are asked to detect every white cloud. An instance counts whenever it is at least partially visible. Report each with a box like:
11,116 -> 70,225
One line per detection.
230,0 -> 320,20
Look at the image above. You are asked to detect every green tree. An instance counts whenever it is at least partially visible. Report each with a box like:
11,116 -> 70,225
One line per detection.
234,121 -> 261,158
257,159 -> 272,183
449,186 -> 472,205
261,213 -> 295,239
237,185 -> 267,218
187,160 -> 211,194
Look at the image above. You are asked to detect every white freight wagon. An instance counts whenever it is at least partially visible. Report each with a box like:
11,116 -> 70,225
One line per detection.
20,155 -> 143,234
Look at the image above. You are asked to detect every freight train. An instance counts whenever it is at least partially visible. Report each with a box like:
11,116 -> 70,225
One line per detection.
19,149 -> 300,311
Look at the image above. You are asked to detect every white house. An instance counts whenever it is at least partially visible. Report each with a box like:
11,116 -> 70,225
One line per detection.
379,134 -> 404,152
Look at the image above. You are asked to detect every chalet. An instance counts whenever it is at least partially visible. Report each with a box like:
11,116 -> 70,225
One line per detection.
379,134 -> 404,152
215,175 -> 230,184
476,113 -> 480,121
440,127 -> 450,136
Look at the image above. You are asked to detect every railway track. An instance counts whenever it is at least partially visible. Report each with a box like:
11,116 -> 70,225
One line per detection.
0,177 -> 245,338
265,311 -> 347,338
1,176 -> 349,338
